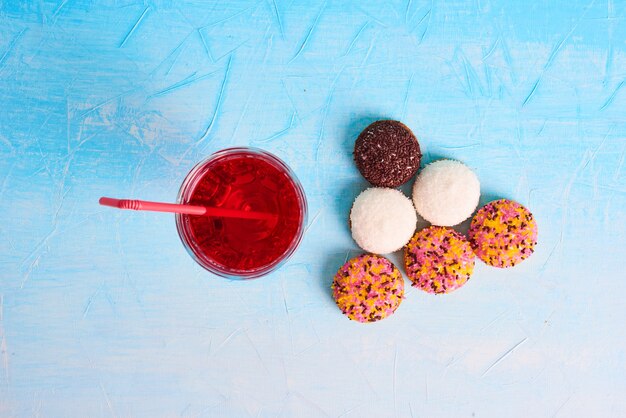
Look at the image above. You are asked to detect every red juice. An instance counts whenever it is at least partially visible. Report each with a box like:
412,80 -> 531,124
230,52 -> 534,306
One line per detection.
176,148 -> 307,278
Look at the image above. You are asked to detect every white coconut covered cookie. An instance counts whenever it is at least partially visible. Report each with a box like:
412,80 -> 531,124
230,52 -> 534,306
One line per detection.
412,160 -> 480,226
350,188 -> 417,254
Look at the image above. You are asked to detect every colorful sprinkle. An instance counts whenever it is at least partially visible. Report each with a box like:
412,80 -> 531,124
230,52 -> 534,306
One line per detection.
468,199 -> 538,268
332,254 -> 404,323
404,226 -> 475,294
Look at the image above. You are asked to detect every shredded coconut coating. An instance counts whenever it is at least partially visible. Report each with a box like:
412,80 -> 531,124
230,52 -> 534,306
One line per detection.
350,188 -> 417,254
412,160 -> 480,226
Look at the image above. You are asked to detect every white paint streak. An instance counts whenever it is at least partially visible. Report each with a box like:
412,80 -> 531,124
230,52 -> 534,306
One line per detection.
197,55 -> 233,146
1,334 -> 8,383
99,383 -> 117,417
119,6 -> 151,48
0,29 -> 27,72
393,346 -> 398,417
304,209 -> 323,234
482,337 -> 529,377
0,294 -> 7,383
288,0 -> 327,63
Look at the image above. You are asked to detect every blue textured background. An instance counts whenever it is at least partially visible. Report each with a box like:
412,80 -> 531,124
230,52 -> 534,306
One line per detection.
1,1 -> 625,416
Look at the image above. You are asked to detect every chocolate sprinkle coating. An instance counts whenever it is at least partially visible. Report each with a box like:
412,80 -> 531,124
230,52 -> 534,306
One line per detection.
354,120 -> 422,188
404,226 -> 475,294
332,254 -> 404,323
468,199 -> 538,268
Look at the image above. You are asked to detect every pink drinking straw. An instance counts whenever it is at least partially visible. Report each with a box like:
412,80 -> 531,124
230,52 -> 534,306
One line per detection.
99,197 -> 276,221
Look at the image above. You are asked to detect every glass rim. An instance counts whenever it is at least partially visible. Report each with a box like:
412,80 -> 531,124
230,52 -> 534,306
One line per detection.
175,147 -> 308,279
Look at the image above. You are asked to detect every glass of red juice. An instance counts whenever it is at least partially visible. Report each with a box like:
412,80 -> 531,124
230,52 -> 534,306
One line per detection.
175,147 -> 307,279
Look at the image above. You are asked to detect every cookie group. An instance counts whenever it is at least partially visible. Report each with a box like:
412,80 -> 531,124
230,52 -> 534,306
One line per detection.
332,119 -> 538,323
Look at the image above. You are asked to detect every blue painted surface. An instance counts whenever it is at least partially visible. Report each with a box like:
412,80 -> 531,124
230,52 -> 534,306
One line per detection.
1,1 -> 625,416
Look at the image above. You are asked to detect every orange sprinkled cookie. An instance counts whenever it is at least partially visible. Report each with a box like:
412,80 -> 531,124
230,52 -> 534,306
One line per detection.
404,226 -> 475,294
332,254 -> 404,323
468,199 -> 538,268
